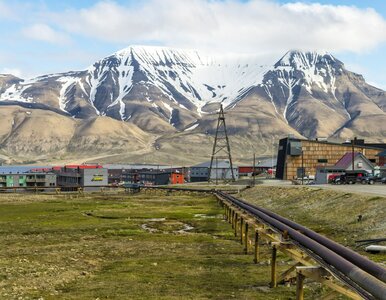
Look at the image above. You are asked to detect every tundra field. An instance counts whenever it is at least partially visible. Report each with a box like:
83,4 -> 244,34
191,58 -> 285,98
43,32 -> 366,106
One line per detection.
0,186 -> 384,299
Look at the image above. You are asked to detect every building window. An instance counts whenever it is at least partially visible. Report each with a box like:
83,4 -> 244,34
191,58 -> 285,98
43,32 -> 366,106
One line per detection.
317,159 -> 328,163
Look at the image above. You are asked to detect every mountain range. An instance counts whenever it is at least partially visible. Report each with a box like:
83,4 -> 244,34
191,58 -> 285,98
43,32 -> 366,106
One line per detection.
0,46 -> 385,165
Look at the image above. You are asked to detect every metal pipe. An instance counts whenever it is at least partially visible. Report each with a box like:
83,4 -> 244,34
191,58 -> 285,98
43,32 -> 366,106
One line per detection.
216,192 -> 386,300
229,194 -> 386,284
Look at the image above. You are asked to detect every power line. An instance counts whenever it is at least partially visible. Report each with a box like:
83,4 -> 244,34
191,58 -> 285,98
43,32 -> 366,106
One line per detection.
208,104 -> 235,182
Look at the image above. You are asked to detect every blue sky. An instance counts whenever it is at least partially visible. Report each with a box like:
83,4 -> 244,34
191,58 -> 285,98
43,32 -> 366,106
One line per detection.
1,0 -> 386,88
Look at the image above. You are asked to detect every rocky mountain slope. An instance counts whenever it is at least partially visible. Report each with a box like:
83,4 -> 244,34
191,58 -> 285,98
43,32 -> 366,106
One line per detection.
0,46 -> 385,164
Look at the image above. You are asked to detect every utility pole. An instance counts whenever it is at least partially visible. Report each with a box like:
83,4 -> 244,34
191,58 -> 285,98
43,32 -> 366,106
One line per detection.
253,153 -> 256,187
272,137 -> 275,178
170,164 -> 172,185
301,150 -> 304,185
215,157 -> 218,186
208,104 -> 235,182
351,138 -> 355,171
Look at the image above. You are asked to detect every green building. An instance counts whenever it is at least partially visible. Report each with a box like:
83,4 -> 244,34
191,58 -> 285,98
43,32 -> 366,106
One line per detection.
0,173 -> 55,188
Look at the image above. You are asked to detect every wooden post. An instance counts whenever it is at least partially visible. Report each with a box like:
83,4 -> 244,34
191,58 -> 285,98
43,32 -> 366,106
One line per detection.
244,222 -> 248,254
253,231 -> 259,263
234,214 -> 238,237
240,218 -> 244,244
231,210 -> 235,228
270,245 -> 277,288
296,271 -> 305,300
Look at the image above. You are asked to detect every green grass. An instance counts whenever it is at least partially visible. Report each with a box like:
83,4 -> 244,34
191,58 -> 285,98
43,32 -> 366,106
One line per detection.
240,186 -> 386,261
0,192 -> 303,299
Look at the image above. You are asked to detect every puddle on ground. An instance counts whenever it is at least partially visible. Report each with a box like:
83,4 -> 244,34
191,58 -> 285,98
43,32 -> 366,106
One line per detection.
141,219 -> 195,234
194,214 -> 221,219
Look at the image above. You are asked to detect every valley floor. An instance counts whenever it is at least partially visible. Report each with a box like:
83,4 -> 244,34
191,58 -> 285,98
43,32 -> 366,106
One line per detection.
0,187 -> 384,299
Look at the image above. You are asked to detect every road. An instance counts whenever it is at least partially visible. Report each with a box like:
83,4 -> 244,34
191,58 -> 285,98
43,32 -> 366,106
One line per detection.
258,179 -> 386,197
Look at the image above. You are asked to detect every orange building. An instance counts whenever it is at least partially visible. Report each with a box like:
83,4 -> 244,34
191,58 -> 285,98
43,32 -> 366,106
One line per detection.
170,172 -> 184,184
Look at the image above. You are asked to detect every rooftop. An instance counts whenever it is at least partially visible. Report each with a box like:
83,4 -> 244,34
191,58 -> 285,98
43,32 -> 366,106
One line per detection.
0,166 -> 51,174
334,152 -> 373,169
281,137 -> 386,151
191,160 -> 238,168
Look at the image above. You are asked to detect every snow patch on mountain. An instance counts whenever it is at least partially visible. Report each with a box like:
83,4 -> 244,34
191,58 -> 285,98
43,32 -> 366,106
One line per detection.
57,77 -> 81,112
185,123 -> 199,131
275,51 -> 339,96
0,83 -> 32,102
92,46 -> 268,114
261,50 -> 343,122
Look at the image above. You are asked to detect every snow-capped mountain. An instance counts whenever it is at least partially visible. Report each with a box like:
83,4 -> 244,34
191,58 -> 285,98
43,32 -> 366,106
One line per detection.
0,46 -> 385,164
0,46 -> 267,131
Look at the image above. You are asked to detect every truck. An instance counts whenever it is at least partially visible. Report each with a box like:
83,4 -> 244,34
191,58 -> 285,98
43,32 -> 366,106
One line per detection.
334,170 -> 370,184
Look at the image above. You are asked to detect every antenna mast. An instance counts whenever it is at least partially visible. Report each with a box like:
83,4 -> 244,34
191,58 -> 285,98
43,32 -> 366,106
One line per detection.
208,104 -> 235,182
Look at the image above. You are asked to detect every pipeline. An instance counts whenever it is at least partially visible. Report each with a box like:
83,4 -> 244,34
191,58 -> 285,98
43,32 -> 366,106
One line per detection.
219,192 -> 386,284
215,191 -> 386,300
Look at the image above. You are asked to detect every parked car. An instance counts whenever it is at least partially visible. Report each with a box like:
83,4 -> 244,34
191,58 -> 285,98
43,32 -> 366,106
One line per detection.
365,175 -> 386,184
360,175 -> 377,185
336,170 -> 370,184
328,174 -> 342,184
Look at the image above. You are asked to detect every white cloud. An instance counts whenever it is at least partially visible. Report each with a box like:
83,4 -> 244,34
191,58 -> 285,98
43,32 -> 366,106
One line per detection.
21,24 -> 71,45
50,0 -> 386,55
1,67 -> 23,78
0,1 -> 16,19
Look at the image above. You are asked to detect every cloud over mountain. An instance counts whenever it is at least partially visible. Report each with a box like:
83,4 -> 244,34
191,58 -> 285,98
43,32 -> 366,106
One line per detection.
50,0 -> 386,54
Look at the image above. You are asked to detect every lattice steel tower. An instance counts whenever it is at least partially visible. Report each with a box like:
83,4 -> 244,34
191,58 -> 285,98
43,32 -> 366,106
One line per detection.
208,104 -> 235,182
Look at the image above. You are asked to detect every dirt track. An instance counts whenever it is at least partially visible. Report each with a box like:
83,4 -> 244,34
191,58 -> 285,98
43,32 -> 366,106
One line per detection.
258,179 -> 386,197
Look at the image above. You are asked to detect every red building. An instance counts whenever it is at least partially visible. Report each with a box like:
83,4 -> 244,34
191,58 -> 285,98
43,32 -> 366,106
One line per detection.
238,158 -> 277,176
239,166 -> 254,176
170,172 -> 184,184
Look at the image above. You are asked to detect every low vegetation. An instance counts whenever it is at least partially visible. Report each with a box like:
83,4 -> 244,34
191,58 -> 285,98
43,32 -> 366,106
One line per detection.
0,191 -> 295,299
0,186 -> 383,299
240,185 -> 386,262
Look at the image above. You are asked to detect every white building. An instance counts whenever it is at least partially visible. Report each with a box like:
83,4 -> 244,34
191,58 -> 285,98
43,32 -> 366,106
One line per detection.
190,160 -> 239,182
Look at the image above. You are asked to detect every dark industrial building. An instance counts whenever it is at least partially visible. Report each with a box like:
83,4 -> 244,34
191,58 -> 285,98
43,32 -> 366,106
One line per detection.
276,137 -> 386,180
107,168 -> 139,185
138,171 -> 171,185
104,164 -> 172,185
